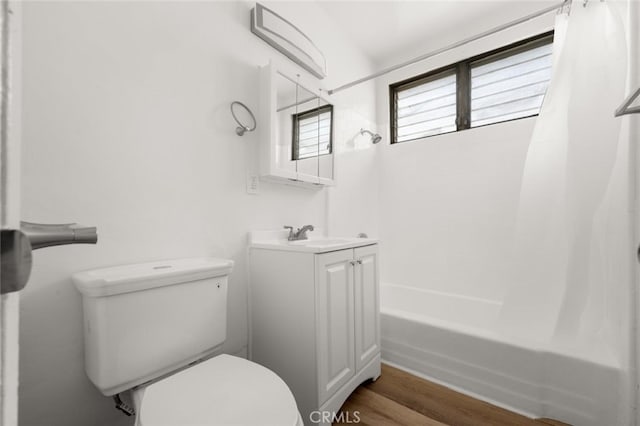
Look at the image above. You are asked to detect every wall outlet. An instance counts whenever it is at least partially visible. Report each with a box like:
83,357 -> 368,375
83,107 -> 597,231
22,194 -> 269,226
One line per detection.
246,173 -> 260,194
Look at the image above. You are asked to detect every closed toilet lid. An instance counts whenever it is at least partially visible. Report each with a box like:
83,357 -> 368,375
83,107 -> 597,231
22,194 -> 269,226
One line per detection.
136,354 -> 301,426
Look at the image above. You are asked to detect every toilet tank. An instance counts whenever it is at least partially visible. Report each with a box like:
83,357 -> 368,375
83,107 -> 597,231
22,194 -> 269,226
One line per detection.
72,257 -> 233,396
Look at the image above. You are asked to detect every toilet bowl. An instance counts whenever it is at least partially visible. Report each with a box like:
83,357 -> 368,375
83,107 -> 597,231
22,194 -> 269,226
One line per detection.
132,355 -> 302,426
72,258 -> 302,426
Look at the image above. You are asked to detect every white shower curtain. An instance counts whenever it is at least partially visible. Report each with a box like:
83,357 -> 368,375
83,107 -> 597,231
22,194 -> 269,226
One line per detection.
499,0 -> 629,348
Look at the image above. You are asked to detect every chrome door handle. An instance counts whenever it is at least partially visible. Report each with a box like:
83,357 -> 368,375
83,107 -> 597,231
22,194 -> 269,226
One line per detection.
1,229 -> 32,294
1,221 -> 98,294
20,221 -> 97,249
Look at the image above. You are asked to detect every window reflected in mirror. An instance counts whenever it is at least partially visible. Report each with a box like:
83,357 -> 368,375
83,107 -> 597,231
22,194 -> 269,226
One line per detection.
292,105 -> 333,160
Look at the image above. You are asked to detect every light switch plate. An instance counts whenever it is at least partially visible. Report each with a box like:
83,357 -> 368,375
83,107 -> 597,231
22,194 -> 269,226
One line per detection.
246,173 -> 260,194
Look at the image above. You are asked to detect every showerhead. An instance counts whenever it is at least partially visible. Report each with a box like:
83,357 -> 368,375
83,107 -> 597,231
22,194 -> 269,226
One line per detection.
360,128 -> 382,144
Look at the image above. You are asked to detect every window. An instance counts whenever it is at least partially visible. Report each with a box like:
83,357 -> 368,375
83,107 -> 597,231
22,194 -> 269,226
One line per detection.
471,40 -> 553,127
292,104 -> 333,160
394,70 -> 457,143
390,32 -> 553,144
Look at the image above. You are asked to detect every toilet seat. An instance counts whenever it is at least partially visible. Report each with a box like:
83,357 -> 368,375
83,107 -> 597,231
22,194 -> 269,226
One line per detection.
133,354 -> 302,426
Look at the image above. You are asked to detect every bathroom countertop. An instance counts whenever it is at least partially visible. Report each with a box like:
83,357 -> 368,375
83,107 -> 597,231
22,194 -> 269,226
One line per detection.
249,230 -> 378,253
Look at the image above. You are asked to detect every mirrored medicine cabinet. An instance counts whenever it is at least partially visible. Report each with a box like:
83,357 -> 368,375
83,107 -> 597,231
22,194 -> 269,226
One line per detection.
259,60 -> 335,187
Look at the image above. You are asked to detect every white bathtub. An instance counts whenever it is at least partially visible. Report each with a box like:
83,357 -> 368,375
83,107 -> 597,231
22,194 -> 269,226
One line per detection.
380,283 -> 626,426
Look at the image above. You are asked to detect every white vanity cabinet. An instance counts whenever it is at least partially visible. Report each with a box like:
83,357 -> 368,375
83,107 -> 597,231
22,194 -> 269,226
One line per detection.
249,242 -> 380,425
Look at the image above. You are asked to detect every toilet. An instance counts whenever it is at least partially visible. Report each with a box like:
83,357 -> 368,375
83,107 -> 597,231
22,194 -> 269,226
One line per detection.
72,257 -> 302,426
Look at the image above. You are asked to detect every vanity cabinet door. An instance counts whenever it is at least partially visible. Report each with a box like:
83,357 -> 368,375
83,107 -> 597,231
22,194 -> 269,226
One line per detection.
316,249 -> 355,405
354,245 -> 380,371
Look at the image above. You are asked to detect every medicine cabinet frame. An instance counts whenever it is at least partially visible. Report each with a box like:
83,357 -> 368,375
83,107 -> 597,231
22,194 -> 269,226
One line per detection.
259,60 -> 335,187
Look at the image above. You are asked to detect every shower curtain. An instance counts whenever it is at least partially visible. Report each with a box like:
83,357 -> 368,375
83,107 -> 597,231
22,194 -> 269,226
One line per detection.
499,0 -> 629,349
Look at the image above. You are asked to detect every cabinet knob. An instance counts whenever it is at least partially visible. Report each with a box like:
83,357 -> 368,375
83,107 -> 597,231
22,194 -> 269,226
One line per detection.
349,260 -> 357,266
356,260 -> 363,264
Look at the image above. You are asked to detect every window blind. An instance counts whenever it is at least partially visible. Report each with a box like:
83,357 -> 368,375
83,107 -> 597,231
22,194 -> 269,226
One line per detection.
471,42 -> 552,127
395,73 -> 457,142
294,108 -> 332,160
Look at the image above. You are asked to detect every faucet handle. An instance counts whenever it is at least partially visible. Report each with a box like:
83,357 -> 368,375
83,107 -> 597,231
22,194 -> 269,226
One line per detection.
296,224 -> 314,240
283,225 -> 294,240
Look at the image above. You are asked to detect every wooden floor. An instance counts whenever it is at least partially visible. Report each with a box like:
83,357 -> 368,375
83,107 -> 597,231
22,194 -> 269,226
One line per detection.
334,364 -> 571,426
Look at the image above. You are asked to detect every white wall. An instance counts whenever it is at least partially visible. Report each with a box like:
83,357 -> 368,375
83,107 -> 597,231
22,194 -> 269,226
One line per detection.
376,15 -> 555,302
630,0 -> 640,423
18,2 -> 377,425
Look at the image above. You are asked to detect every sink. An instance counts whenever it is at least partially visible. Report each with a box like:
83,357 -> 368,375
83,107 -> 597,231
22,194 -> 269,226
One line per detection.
249,231 -> 377,253
288,238 -> 352,247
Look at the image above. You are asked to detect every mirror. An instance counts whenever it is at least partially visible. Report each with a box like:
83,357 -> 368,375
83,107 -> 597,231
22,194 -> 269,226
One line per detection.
292,83 -> 323,180
274,71 -> 298,177
315,96 -> 334,183
260,61 -> 335,186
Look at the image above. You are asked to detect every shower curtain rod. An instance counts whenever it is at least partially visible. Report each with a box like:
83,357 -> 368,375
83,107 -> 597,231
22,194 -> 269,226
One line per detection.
327,0 -> 570,95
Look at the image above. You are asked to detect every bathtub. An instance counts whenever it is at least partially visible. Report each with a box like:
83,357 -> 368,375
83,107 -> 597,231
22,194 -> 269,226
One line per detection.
380,283 -> 626,426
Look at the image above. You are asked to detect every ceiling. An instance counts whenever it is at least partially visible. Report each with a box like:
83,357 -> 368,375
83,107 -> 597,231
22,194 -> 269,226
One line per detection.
317,1 -> 558,66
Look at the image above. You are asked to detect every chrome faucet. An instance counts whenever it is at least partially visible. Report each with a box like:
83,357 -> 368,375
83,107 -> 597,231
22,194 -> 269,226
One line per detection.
284,224 -> 315,241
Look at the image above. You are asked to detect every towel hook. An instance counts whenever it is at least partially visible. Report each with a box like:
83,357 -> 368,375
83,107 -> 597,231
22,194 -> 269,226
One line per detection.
230,101 -> 257,136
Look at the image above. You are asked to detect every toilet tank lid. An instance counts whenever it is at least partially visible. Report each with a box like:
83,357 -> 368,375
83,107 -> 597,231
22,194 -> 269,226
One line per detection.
72,257 -> 234,297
